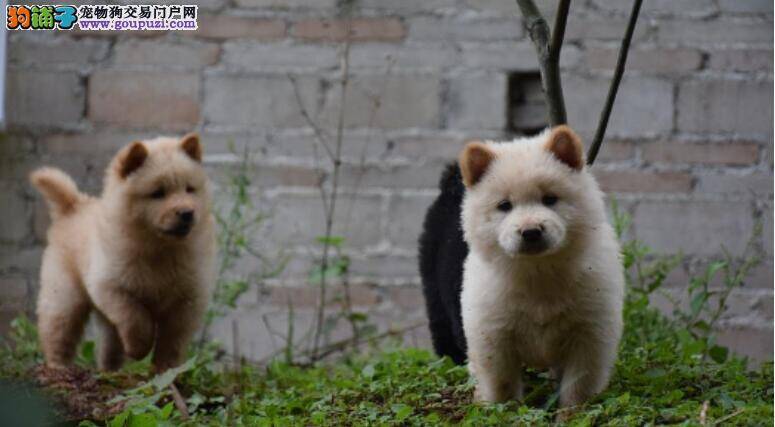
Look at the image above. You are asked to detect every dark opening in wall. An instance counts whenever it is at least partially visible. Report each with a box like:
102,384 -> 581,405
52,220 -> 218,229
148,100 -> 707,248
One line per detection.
507,72 -> 547,136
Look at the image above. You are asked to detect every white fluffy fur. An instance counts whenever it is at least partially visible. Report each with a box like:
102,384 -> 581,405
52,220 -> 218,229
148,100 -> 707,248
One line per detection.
459,129 -> 624,408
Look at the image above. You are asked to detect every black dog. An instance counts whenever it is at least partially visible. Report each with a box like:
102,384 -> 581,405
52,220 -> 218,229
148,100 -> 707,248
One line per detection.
418,164 -> 468,365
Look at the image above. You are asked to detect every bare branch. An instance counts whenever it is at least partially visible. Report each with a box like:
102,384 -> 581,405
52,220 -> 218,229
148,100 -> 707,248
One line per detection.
549,0 -> 571,61
287,74 -> 336,160
169,383 -> 189,420
311,31 -> 353,360
516,0 -> 567,126
586,0 -> 644,165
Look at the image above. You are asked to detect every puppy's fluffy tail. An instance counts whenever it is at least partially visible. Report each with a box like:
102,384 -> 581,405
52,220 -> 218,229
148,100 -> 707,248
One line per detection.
30,167 -> 85,218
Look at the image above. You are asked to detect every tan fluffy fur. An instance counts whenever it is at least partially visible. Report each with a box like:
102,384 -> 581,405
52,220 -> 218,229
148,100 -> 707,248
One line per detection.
459,126 -> 624,409
31,134 -> 216,372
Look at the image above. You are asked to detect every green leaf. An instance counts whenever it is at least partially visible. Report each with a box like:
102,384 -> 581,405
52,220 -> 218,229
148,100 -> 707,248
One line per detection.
126,412 -> 157,427
159,402 -> 174,420
109,411 -> 130,427
79,340 -> 95,366
391,403 -> 413,421
150,358 -> 197,391
315,235 -> 346,247
709,345 -> 729,363
362,364 -> 376,379
690,292 -> 707,317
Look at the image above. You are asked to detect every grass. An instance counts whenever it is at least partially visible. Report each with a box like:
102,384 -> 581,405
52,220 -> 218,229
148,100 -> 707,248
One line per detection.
0,292 -> 771,426
0,205 -> 771,426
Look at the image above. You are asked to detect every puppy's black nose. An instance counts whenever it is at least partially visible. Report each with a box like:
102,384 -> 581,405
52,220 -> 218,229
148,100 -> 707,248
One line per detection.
521,228 -> 543,242
177,209 -> 194,224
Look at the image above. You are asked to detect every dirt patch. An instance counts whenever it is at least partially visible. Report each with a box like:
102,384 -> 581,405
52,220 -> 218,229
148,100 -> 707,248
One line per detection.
33,365 -> 141,422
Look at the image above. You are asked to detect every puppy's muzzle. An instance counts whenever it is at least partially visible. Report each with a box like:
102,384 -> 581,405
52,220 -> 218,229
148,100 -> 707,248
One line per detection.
518,226 -> 549,254
165,209 -> 196,237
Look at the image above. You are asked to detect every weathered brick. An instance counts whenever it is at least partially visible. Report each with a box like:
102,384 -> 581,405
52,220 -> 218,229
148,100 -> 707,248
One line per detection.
0,275 -> 28,311
210,162 -> 321,188
293,18 -> 406,42
267,193 -> 383,248
463,0 -> 521,14
584,47 -> 702,73
7,71 -> 84,128
716,326 -> 773,363
677,79 -> 773,135
89,70 -> 200,130
204,74 -> 318,128
0,246 -> 42,275
464,0 -> 557,17
349,43 -> 457,70
350,255 -> 419,279
221,43 -> 338,71
707,49 -> 773,72
189,15 -> 286,40
9,35 -> 109,67
387,194 -> 437,250
319,75 -> 442,130
657,20 -> 772,44
0,183 -> 30,243
360,0 -> 457,13
763,203 -> 773,256
388,286 -> 425,309
113,39 -> 219,67
202,131 -> 391,160
338,162 -> 446,190
269,283 -> 379,307
387,136 -> 465,161
257,164 -> 322,187
594,141 -> 635,162
234,0 -> 336,9
0,158 -> 37,186
694,172 -> 772,195
181,0 -> 227,12
591,0 -> 717,17
0,133 -> 34,159
594,170 -> 693,193
749,262 -> 774,291
447,73 -> 508,130
118,0 -> 225,9
459,41 -> 581,70
643,142 -> 760,165
565,16 -> 650,42
634,201 -> 755,256
564,75 -> 673,137
717,0 -> 773,14
408,17 -> 522,41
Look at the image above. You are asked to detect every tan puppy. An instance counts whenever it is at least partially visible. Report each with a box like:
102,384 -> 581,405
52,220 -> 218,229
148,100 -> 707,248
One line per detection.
31,134 -> 216,372
459,126 -> 624,409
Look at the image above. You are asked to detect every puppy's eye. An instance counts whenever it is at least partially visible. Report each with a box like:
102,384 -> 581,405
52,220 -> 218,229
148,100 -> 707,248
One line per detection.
542,194 -> 558,206
186,185 -> 196,194
496,200 -> 512,212
150,188 -> 166,199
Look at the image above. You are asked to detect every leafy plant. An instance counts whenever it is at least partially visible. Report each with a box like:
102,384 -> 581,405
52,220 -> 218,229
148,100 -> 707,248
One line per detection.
611,199 -> 763,364
199,143 -> 286,345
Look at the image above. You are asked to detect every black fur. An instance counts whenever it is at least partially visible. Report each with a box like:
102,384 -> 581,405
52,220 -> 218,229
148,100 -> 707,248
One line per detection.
418,163 -> 468,364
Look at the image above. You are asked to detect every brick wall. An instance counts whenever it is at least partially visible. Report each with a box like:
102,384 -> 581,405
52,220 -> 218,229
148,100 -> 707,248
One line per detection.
2,0 -> 772,362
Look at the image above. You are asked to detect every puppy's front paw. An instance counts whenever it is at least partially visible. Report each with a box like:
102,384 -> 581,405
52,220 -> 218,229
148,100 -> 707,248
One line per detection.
120,321 -> 155,360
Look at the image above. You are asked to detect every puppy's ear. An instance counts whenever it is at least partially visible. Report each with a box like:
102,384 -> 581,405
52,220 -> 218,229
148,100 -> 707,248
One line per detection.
119,142 -> 148,178
544,125 -> 584,171
459,141 -> 496,187
180,132 -> 202,163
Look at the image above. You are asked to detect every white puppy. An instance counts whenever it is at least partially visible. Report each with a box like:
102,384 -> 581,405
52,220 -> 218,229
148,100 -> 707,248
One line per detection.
458,126 -> 624,409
